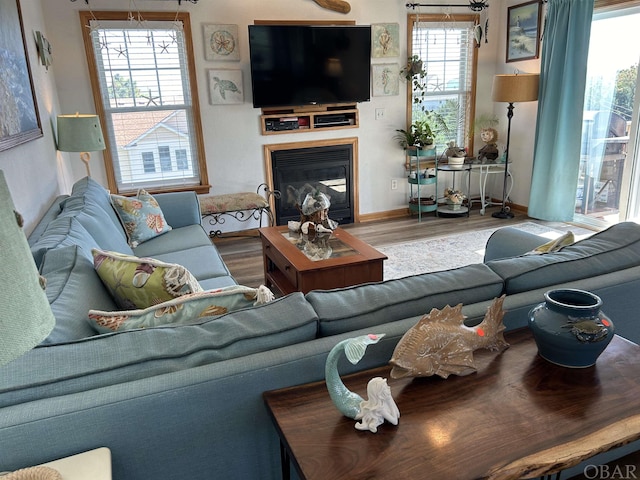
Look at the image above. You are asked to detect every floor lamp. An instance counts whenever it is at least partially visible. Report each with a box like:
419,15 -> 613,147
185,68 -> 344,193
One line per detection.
491,73 -> 540,219
57,113 -> 105,177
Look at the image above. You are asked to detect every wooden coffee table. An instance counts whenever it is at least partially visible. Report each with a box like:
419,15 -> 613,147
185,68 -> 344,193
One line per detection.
258,226 -> 387,294
263,328 -> 640,480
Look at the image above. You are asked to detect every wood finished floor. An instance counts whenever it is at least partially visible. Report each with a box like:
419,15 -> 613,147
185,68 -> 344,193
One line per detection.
214,204 -> 590,289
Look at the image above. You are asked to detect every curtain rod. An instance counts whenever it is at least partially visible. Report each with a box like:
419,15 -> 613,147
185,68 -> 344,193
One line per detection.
406,1 -> 489,11
71,0 -> 198,4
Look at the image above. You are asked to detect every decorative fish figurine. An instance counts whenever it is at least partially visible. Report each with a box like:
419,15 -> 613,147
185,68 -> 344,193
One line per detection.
389,295 -> 508,379
325,333 -> 400,432
473,23 -> 483,47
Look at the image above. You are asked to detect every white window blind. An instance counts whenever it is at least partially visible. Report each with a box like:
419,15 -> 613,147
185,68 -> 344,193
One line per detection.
410,17 -> 477,150
87,17 -> 204,192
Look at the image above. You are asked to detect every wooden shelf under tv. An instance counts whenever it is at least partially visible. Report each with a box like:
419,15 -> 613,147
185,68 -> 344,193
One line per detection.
260,104 -> 359,135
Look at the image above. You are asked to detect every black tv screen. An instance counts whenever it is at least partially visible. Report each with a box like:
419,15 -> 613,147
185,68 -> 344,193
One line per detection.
248,25 -> 371,109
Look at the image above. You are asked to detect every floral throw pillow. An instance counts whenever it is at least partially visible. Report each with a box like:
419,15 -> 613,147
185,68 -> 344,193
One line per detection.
87,285 -> 275,333
525,231 -> 575,255
111,189 -> 171,247
92,249 -> 203,310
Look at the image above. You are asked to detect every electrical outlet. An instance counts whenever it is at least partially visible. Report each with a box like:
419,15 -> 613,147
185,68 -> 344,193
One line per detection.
391,179 -> 398,190
375,108 -> 385,120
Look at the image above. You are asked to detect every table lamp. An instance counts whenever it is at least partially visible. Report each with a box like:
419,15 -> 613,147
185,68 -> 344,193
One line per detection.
491,73 -> 540,219
0,170 -> 55,367
57,113 -> 105,177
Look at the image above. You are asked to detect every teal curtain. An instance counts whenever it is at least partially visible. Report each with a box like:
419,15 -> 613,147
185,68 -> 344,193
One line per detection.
528,0 -> 594,221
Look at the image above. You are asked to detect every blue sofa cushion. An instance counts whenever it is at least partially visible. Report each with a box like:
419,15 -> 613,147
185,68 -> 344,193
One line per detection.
39,245 -> 118,344
30,215 -> 100,266
0,292 -> 318,408
486,222 -> 640,294
148,245 -> 232,281
132,225 -> 213,257
65,176 -> 123,231
306,263 -> 504,337
71,203 -> 132,254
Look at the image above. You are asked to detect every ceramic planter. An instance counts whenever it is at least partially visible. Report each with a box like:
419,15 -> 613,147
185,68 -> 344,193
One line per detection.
528,289 -> 615,368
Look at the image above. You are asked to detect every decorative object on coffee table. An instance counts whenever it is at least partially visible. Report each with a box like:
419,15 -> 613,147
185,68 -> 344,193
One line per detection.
390,295 -> 508,379
529,289 -> 615,368
325,334 -> 400,433
288,190 -> 338,236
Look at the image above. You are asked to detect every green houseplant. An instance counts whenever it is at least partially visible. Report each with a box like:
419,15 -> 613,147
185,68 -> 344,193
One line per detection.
394,120 -> 435,150
401,55 -> 428,113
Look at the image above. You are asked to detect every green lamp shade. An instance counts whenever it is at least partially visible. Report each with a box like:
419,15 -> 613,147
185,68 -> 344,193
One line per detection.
56,114 -> 105,152
0,171 -> 55,366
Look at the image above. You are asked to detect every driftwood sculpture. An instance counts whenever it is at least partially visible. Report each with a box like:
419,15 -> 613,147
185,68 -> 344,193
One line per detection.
389,295 -> 509,379
312,0 -> 351,14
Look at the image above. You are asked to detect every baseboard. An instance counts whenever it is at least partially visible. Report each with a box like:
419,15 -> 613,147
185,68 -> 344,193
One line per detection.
358,208 -> 410,223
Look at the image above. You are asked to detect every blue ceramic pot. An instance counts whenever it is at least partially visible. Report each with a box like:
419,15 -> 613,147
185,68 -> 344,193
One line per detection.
528,289 -> 614,368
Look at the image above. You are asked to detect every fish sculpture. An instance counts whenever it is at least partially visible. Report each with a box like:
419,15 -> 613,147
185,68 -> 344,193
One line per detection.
325,334 -> 400,433
389,295 -> 508,379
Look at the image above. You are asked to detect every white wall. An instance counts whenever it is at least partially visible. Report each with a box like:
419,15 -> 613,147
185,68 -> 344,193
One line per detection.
1,0 -> 541,232
38,0 -> 518,220
0,1 -> 71,234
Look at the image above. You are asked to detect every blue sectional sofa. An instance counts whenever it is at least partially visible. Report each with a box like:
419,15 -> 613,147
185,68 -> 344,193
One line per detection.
2,176 -> 640,479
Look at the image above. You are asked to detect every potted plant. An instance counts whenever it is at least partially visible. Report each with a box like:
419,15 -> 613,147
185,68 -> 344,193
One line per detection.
394,120 -> 435,151
401,55 -> 427,112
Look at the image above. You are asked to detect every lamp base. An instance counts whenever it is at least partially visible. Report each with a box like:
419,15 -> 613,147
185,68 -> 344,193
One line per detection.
492,209 -> 514,219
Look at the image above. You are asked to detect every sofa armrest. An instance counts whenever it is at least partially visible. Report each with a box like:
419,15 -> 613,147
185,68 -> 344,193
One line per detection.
154,191 -> 201,229
483,227 -> 547,262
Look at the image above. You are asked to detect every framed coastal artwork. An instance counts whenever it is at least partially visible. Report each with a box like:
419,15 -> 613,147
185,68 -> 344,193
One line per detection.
506,0 -> 541,63
0,0 -> 43,152
372,63 -> 399,97
203,24 -> 240,61
371,23 -> 399,58
208,69 -> 243,105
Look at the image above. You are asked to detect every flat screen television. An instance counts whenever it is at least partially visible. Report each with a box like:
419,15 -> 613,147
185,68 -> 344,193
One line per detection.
248,24 -> 371,109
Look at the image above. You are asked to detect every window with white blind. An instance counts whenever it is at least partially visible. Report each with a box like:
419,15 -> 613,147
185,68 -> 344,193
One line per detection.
408,15 -> 478,152
80,11 -> 209,194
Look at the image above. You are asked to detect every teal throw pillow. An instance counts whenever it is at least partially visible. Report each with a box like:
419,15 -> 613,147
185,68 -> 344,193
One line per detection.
111,189 -> 171,247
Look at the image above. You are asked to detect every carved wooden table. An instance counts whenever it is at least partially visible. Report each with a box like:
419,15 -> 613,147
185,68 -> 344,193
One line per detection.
259,226 -> 386,295
263,328 -> 640,479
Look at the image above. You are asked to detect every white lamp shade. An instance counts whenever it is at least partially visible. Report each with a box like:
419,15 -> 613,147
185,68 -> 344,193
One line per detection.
492,74 -> 540,103
0,171 -> 55,366
57,114 -> 106,152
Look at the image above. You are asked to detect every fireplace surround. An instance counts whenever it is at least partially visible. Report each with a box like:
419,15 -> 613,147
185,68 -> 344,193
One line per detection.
264,138 -> 359,226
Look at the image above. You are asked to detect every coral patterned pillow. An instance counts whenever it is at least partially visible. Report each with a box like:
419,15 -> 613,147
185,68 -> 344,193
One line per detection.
92,249 -> 203,310
111,189 -> 171,247
87,285 -> 275,333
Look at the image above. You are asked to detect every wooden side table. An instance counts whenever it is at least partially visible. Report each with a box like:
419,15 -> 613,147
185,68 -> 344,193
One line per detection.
264,329 -> 640,480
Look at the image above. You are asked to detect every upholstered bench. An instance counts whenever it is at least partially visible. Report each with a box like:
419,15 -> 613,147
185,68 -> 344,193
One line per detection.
199,184 -> 280,237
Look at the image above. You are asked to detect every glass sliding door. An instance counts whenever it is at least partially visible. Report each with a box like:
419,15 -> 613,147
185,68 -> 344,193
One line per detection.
575,6 -> 640,227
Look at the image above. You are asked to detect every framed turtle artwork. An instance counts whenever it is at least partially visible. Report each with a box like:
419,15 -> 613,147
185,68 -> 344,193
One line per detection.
208,69 -> 243,105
